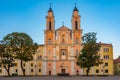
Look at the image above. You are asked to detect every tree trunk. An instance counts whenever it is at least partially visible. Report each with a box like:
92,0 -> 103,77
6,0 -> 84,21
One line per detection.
86,68 -> 90,76
7,68 -> 10,77
4,66 -> 11,77
20,60 -> 25,76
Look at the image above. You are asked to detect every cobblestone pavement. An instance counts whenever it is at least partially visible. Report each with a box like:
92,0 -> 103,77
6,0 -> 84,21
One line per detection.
0,76 -> 120,80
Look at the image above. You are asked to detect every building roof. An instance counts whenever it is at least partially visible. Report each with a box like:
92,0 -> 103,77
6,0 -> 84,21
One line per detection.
99,42 -> 112,46
73,6 -> 78,11
56,26 -> 71,31
114,56 -> 120,63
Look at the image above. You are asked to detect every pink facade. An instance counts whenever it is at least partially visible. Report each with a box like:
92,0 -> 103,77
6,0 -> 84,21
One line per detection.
43,5 -> 82,75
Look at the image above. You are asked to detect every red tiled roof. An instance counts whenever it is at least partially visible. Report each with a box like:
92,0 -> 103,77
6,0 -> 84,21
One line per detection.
114,57 -> 120,63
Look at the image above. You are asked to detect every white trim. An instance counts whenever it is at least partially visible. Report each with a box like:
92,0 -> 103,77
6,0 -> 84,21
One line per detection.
53,48 -> 56,75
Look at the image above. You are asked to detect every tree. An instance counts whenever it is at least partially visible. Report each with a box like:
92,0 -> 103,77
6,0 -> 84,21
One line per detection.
3,32 -> 38,76
0,41 -> 15,76
76,32 -> 102,76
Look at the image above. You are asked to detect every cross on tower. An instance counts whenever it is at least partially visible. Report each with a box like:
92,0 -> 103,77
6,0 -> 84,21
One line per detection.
50,3 -> 51,8
62,22 -> 64,26
75,3 -> 76,7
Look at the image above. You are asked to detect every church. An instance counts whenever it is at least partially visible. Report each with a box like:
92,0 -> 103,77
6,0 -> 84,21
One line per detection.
43,5 -> 82,75
0,5 -> 113,76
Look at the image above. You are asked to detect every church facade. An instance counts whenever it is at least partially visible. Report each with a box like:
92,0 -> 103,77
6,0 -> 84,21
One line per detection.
43,5 -> 82,75
0,5 -> 114,76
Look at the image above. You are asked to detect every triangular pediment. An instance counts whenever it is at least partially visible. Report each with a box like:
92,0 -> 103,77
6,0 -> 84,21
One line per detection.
56,26 -> 71,31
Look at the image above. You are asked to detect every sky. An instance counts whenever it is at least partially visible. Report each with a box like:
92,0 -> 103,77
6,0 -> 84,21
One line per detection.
0,0 -> 120,59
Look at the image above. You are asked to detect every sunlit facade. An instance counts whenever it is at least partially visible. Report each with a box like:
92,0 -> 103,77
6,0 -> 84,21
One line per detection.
0,5 -> 113,76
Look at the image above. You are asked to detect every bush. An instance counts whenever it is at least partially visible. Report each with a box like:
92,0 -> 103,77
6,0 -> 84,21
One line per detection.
12,73 -> 18,76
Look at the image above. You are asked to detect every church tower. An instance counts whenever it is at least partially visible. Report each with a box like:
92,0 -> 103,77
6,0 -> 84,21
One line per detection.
45,4 -> 55,44
43,4 -> 56,75
71,4 -> 82,44
46,4 -> 55,30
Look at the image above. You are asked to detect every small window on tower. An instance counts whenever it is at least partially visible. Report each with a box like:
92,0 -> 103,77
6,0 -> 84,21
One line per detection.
75,21 -> 78,29
49,21 -> 52,30
76,38 -> 78,43
48,38 -> 52,44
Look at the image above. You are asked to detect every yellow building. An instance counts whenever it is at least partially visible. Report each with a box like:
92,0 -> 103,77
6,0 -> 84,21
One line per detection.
82,43 -> 113,75
0,45 -> 44,76
0,5 -> 114,76
114,56 -> 120,75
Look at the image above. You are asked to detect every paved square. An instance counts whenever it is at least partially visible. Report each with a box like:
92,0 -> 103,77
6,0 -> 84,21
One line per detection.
0,76 -> 120,80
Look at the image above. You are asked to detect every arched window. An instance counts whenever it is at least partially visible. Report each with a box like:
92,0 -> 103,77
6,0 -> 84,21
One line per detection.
49,21 -> 52,30
75,21 -> 78,29
48,38 -> 52,44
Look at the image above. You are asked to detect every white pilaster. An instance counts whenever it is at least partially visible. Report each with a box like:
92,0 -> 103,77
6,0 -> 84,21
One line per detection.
53,48 -> 56,75
71,47 -> 74,75
42,46 -> 47,75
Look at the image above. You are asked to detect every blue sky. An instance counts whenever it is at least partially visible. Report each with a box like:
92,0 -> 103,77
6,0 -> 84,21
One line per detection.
0,0 -> 120,59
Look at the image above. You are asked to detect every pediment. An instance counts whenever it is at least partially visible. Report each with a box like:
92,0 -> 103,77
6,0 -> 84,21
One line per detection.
56,26 -> 71,31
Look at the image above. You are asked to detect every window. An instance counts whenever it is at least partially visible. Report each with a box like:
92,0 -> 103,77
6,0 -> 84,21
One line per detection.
75,21 -> 78,29
16,69 -> 18,73
31,69 -> 33,72
31,63 -> 33,67
0,64 -> 2,68
103,48 -> 109,52
105,63 -> 108,66
49,21 -> 52,30
96,69 -> 99,73
0,69 -> 2,73
39,69 -> 41,72
105,69 -> 108,73
62,52 -> 65,55
61,50 -> 66,55
48,38 -> 52,44
76,38 -> 78,43
39,63 -> 41,67
104,55 -> 109,59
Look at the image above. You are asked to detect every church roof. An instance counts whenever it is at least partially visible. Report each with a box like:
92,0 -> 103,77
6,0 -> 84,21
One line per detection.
48,7 -> 53,12
73,6 -> 78,11
56,26 -> 71,31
